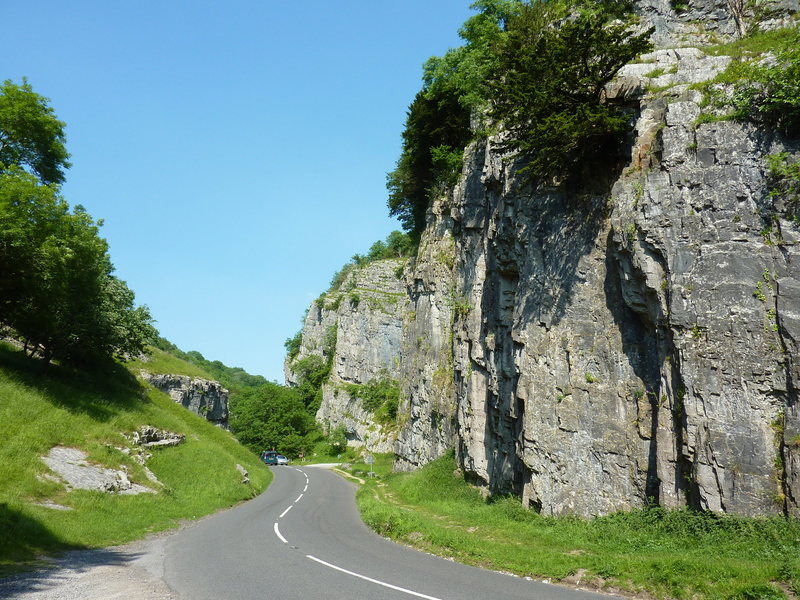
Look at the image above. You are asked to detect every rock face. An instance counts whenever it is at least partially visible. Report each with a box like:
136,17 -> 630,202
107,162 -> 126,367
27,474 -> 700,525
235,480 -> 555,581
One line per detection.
289,6 -> 800,517
635,0 -> 798,45
286,259 -> 408,452
402,43 -> 799,517
141,373 -> 229,429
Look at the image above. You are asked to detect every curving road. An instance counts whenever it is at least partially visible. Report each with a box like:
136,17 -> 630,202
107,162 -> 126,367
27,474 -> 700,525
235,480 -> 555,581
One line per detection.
164,465 -> 620,600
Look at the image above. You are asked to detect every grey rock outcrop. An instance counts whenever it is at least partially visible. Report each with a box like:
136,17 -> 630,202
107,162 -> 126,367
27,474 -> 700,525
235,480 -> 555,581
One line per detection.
41,446 -> 155,495
286,259 -> 408,452
131,425 -> 185,448
141,373 -> 229,429
394,201 -> 460,470
635,0 -> 798,46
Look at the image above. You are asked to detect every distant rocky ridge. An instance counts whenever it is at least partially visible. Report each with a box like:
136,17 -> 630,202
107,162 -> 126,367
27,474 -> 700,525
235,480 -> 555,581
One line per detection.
141,373 -> 230,429
287,1 -> 800,518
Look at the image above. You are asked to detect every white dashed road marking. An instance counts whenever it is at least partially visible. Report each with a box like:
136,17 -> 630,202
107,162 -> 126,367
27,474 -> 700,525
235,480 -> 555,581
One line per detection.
306,555 -> 445,600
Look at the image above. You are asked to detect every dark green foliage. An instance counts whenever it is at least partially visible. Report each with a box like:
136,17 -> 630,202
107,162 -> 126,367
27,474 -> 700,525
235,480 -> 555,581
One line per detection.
152,338 -> 269,391
728,28 -> 800,136
0,79 -> 70,185
488,1 -> 653,183
386,0 -> 651,229
292,354 -> 331,413
767,151 -> 800,220
387,89 -> 471,237
359,230 -> 415,265
389,1 -> 520,235
283,330 -> 303,362
228,382 -> 314,457
0,169 -> 156,365
343,376 -> 400,424
423,0 -> 521,109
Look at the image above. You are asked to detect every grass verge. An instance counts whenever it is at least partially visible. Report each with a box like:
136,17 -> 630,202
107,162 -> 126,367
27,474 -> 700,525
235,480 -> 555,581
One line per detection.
0,343 -> 271,577
352,451 -> 800,600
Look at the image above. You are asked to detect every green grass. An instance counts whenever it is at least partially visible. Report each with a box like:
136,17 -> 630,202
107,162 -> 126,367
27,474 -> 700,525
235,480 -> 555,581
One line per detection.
354,452 -> 800,599
703,27 -> 798,60
127,346 -> 214,379
0,343 -> 271,576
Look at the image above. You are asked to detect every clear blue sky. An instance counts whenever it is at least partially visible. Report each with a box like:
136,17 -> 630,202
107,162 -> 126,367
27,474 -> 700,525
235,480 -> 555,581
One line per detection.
5,1 -> 474,382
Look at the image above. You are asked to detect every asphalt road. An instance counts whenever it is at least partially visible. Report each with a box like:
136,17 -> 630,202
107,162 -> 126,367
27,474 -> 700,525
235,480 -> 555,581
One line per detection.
164,465 -> 621,600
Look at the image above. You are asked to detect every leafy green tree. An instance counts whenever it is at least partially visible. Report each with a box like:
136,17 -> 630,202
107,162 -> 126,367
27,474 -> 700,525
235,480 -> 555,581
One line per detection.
292,354 -> 331,412
487,1 -> 653,183
284,330 -> 303,362
384,230 -> 413,258
229,382 -> 314,456
0,79 -> 70,185
327,424 -> 348,455
387,1 -> 522,238
423,0 -> 521,109
387,88 -> 471,237
0,169 -> 155,365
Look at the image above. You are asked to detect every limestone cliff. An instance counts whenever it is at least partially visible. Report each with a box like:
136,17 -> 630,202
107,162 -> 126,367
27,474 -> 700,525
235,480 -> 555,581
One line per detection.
286,259 -> 408,452
289,1 -> 800,518
413,45 -> 800,517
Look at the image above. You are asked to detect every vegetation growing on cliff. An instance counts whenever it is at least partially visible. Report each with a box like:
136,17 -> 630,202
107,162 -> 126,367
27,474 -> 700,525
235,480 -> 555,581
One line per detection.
697,26 -> 800,134
386,0 -> 653,235
487,1 -> 653,182
342,376 -> 400,425
727,27 -> 800,135
386,89 -> 471,237
327,230 -> 414,294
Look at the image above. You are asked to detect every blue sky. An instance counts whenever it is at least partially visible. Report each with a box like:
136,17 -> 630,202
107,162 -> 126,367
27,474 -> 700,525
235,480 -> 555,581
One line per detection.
5,1 -> 473,381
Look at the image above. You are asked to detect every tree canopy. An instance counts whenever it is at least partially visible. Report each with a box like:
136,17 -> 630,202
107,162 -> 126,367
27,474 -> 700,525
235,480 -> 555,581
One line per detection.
0,81 -> 155,366
488,2 -> 653,182
229,382 -> 315,457
386,90 -> 471,237
386,0 -> 653,228
0,79 -> 70,185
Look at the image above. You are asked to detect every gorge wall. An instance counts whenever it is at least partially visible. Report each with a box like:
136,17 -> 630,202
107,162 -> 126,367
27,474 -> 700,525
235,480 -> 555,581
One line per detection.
287,0 -> 800,517
286,260 -> 408,453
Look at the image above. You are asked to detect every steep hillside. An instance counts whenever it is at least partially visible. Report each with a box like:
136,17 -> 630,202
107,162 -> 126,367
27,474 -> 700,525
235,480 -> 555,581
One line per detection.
0,343 -> 269,575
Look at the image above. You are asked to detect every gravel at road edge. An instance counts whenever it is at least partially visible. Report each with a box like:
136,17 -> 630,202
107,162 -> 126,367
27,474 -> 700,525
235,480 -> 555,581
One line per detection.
0,533 -> 178,600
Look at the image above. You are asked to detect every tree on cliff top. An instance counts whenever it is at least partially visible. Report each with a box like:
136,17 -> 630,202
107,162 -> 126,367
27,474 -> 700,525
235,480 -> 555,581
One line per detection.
0,79 -> 70,185
487,1 -> 653,183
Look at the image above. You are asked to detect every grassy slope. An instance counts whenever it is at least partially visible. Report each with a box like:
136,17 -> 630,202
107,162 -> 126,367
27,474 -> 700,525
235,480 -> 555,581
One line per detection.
355,453 -> 800,600
127,347 -> 215,379
0,343 -> 271,576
